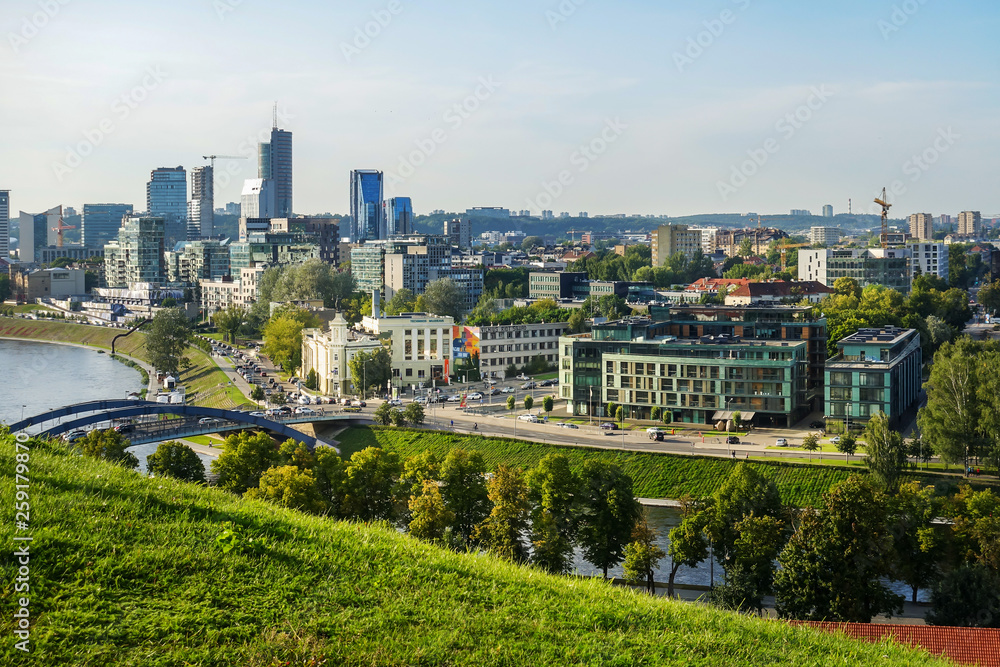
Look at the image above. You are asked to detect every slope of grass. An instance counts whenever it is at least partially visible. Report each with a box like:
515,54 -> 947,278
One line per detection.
338,426 -> 982,507
0,433 -> 947,666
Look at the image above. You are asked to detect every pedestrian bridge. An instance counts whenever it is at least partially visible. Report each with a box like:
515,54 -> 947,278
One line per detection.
6,400 -> 369,452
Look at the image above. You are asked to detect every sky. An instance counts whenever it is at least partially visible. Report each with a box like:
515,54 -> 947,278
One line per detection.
2,0 -> 999,220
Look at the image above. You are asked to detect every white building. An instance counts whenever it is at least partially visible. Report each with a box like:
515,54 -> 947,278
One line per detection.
301,313 -> 383,397
809,226 -> 841,246
0,190 -> 9,261
240,178 -> 275,220
478,322 -> 570,374
909,242 -> 948,281
200,266 -> 264,316
359,312 -> 455,391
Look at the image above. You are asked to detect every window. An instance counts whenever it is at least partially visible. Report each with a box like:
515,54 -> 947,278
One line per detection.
830,372 -> 851,386
405,368 -> 412,377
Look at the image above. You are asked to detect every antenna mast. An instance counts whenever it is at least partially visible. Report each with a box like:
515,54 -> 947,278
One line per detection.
273,101 -> 278,129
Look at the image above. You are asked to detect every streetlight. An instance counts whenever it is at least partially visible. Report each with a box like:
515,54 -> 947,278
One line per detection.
21,405 -> 26,421
726,398 -> 733,457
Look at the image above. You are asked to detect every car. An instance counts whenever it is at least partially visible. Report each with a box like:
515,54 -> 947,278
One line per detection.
646,427 -> 664,435
599,422 -> 617,430
501,387 -> 516,394
520,382 -> 536,390
516,373 -> 530,380
648,431 -> 664,441
64,429 -> 88,443
248,411 -> 266,417
114,423 -> 135,434
829,436 -> 841,444
414,396 -> 428,405
273,407 -> 292,416
297,396 -> 312,405
775,438 -> 788,447
558,422 -> 579,429
726,436 -> 740,444
809,420 -> 826,429
447,394 -> 463,402
518,414 -> 539,422
198,417 -> 220,425
343,405 -> 362,413
259,371 -> 267,377
295,406 -> 316,415
467,392 -> 483,400
387,398 -> 403,407
487,388 -> 502,396
350,400 -> 367,408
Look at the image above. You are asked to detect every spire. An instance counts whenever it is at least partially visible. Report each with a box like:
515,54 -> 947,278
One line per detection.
272,101 -> 278,129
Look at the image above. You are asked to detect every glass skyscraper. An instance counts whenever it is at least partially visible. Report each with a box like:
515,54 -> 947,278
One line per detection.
0,190 -> 8,261
385,197 -> 413,236
350,170 -> 384,242
257,126 -> 292,217
147,166 -> 187,247
82,203 -> 133,249
188,166 -> 214,240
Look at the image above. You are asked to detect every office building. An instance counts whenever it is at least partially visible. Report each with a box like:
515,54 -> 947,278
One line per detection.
651,224 -> 703,265
798,248 -> 911,293
907,213 -> 934,241
239,216 -> 271,241
350,170 -> 384,241
260,127 -> 293,217
958,211 -> 982,237
82,204 -> 133,249
909,242 -> 948,281
478,322 -> 570,373
357,312 -> 456,390
0,190 -> 8,261
188,166 -> 214,239
103,215 -> 166,288
18,208 -> 61,263
300,314 -> 385,397
825,326 -> 921,431
383,235 -> 454,298
240,179 -> 275,220
269,217 -> 341,265
790,209 -> 812,216
350,242 -> 388,295
10,267 -> 86,301
466,207 -> 510,218
147,167 -> 187,246
443,218 -> 472,250
809,227 -> 841,246
426,266 -> 484,313
385,197 -> 413,236
529,272 -> 588,300
37,246 -> 103,265
165,239 -> 231,285
822,204 -> 833,218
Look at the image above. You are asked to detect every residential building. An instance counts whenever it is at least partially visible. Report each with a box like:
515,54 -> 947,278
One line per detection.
358,312 -> 455,390
444,218 -> 472,250
909,242 -> 948,281
10,267 -> 86,301
239,216 -> 271,241
0,190 -> 8,261
684,277 -> 752,298
790,209 -> 812,216
200,266 -> 264,317
81,204 -> 133,250
466,207 -> 510,218
809,226 -> 841,246
228,231 -> 319,270
958,211 -> 982,237
798,248 -> 911,293
147,167 -> 187,246
300,314 -> 385,397
723,281 -> 834,305
824,326 -> 921,431
529,271 -> 587,299
240,179 -> 274,220
188,166 -> 213,239
383,235 -> 454,297
478,321 -> 570,373
37,246 -> 103,265
939,214 -> 953,228
908,213 -> 934,241
426,266 -> 484,313
269,217 -> 341,265
714,227 -> 788,257
18,208 -> 60,263
385,197 -> 413,236
351,242 -> 388,295
165,239 -> 231,285
350,169 -> 384,241
651,224 -> 704,264
688,227 -> 719,254
822,205 -> 833,218
103,215 -> 166,288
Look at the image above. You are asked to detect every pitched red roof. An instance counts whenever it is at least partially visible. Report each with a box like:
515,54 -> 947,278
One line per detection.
726,280 -> 834,299
685,277 -> 751,292
792,621 -> 1000,666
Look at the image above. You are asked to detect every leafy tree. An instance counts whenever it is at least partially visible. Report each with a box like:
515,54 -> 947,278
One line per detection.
408,480 -> 454,543
521,236 -> 544,252
277,439 -> 315,470
710,513 -> 786,614
926,564 -> 1000,627
403,402 -> 425,425
0,274 -> 11,303
439,449 -> 490,547
327,270 -> 356,310
250,385 -> 265,403
422,277 -> 466,320
801,433 -> 819,462
305,368 -> 318,390
836,432 -> 857,461
526,454 -> 579,574
774,475 -> 903,622
146,441 -> 205,483
949,485 -> 1000,573
343,447 -> 403,522
863,411 -> 907,494
623,512 -> 666,594
731,411 -> 742,431
145,307 -> 192,375
577,460 -> 642,578
245,465 -> 325,514
211,431 -> 279,494
567,308 -> 588,333
78,429 -> 139,469
385,288 -> 417,316
212,304 -> 247,343
524,395 -> 534,412
348,347 -> 392,398
736,238 -> 754,257
475,464 -> 531,563
666,499 -> 710,598
615,405 -> 624,425
542,395 -> 554,413
373,401 -> 394,426
651,406 -> 661,421
833,277 -> 862,299
262,308 -> 322,374
891,482 -> 945,603
389,408 -> 407,427
978,279 -> 1000,316
313,447 -> 347,516
506,395 -> 515,412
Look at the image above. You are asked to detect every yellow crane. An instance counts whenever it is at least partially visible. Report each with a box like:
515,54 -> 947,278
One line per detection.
202,154 -> 246,169
874,187 -> 891,248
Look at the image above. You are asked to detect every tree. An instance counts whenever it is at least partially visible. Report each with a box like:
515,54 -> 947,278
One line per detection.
918,339 -> 981,468
542,395 -> 554,413
262,309 -> 321,374
506,395 -> 515,412
833,277 -> 862,299
864,411 -> 907,494
475,464 -> 531,563
521,236 -> 544,252
615,405 -> 624,425
313,447 -> 346,517
211,431 -> 279,494
523,395 -> 534,412
327,270 -> 356,310
78,429 -> 139,470
651,406 -> 661,421
978,279 -> 1000,316
342,447 -> 403,522
439,449 -> 490,547
0,274 -> 12,303
736,238 -> 754,257
373,401 -> 394,426
348,347 -> 392,399
731,411 -> 742,431
389,408 -> 407,427
836,432 -> 857,462
577,460 -> 642,578
926,564 -> 1000,627
250,385 -> 265,403
408,480 -> 454,543
774,475 -> 903,622
305,368 -> 318,390
422,278 -> 466,320
277,439 -> 315,470
801,433 -> 819,463
667,500 -> 710,598
212,304 -> 247,344
147,441 -> 205,483
710,513 -> 786,614
403,402 -> 425,425
385,288 -> 417,316
145,307 -> 192,375
623,512 -> 666,594
891,482 -> 944,603
245,465 -> 325,514
526,454 -> 579,574
567,308 -> 588,333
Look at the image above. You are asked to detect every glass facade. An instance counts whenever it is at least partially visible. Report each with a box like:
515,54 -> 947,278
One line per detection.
82,203 -> 134,249
350,170 -> 384,241
147,167 -> 187,247
386,197 -> 413,236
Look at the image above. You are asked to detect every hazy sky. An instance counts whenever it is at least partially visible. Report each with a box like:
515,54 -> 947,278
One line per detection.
2,0 -> 998,219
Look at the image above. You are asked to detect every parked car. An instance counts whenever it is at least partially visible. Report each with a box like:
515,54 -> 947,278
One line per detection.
350,400 -> 367,408
775,438 -> 788,447
114,423 -> 135,434
487,388 -> 501,396
248,411 -> 266,417
198,417 -> 220,425
446,395 -> 462,403
518,414 -> 539,423
559,422 -> 579,429
648,431 -> 664,441
343,405 -> 362,413
520,382 -> 536,390
599,422 -> 617,430
726,436 -> 740,444
809,420 -> 826,429
467,392 -> 483,401
64,429 -> 88,443
387,398 -> 403,407
501,387 -> 516,394
516,373 -> 530,380
297,395 -> 312,405
295,406 -> 316,415
414,396 -> 428,405
829,436 -> 841,445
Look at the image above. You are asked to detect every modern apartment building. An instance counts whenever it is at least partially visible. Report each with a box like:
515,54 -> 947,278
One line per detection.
809,226 -> 841,246
385,197 -> 413,236
383,235 -> 453,296
0,190 -> 9,261
350,170 -> 384,241
798,248 -> 911,293
444,218 -> 472,250
228,231 -> 319,270
269,217 -> 341,265
82,203 -> 133,249
351,242 -> 388,295
958,211 -> 982,237
147,167 -> 187,246
824,326 -> 921,431
188,166 -> 214,239
240,179 -> 274,220
909,242 -> 948,281
908,213 -> 934,241
822,204 -> 833,218
200,266 -> 264,316
651,224 -> 703,265
165,239 -> 231,285
103,215 -> 166,288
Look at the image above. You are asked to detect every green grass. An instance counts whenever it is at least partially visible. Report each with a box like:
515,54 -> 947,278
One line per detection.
0,433 -> 948,666
337,426 -> 989,507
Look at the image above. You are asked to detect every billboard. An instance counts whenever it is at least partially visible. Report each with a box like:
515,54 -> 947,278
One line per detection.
452,326 -> 480,360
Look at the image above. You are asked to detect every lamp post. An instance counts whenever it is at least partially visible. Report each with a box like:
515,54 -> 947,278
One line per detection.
726,398 -> 733,457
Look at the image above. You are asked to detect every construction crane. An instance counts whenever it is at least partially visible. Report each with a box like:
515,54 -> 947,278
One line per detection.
874,187 -> 892,248
778,241 -> 810,271
51,205 -> 75,248
202,155 -> 246,169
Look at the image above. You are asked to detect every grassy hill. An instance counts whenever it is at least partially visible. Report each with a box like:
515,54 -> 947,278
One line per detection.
0,432 -> 948,665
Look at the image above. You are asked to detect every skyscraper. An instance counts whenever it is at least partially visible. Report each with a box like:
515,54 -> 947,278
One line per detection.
0,190 -> 9,261
147,166 -> 187,246
822,204 -> 834,217
958,211 -> 981,237
908,213 -> 933,241
188,166 -> 214,239
350,170 -> 384,242
82,203 -> 133,249
19,207 -> 61,263
269,128 -> 293,217
240,179 -> 275,220
385,197 -> 413,236
444,218 -> 472,250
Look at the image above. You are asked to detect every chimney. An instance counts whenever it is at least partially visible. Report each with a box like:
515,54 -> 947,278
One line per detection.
372,290 -> 380,318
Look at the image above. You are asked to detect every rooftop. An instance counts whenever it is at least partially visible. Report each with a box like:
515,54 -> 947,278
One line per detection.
838,326 -> 912,346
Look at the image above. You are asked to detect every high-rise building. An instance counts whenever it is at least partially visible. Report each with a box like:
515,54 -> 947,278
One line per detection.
240,179 -> 275,220
147,166 -> 187,246
443,218 -> 471,250
103,215 -> 166,288
822,204 -> 834,218
385,197 -> 413,236
0,190 -> 9,261
907,213 -> 934,241
18,207 -> 61,263
269,217 -> 341,265
939,214 -> 953,228
958,211 -> 982,237
188,166 -> 214,239
350,170 -> 384,241
809,226 -> 841,246
82,203 -> 133,249
909,242 -> 948,281
651,224 -> 703,265
268,128 -> 293,217
165,239 -> 231,285
799,248 -> 911,293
